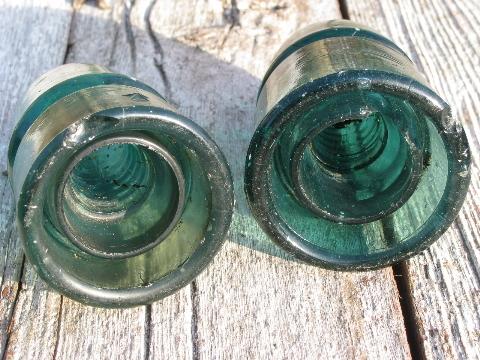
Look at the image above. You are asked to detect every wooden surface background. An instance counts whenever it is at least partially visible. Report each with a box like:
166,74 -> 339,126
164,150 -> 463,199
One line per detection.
0,0 -> 479,359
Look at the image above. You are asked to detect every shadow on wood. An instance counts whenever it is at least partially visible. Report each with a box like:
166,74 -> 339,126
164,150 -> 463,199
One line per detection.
0,4 -> 297,296
0,2 -> 416,359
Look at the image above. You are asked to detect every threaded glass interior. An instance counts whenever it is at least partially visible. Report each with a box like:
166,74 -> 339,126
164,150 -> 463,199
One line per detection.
270,114 -> 448,257
266,88 -> 454,258
12,67 -> 232,303
248,22 -> 469,267
61,141 -> 182,257
67,143 -> 153,214
311,114 -> 387,172
40,128 -> 211,291
283,90 -> 428,224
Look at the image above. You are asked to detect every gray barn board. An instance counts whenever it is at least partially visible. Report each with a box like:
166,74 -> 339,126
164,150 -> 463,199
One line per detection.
0,0 -> 478,359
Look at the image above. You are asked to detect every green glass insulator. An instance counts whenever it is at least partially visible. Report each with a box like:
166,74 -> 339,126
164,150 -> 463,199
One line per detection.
245,20 -> 471,270
8,64 -> 234,307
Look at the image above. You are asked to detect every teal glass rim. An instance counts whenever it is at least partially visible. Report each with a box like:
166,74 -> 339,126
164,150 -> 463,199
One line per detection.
245,68 -> 471,270
9,64 -> 234,307
16,106 -> 233,306
55,133 -> 186,259
245,70 -> 470,270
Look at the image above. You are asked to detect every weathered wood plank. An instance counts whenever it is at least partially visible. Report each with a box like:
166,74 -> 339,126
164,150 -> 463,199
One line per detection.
346,1 -> 480,358
145,0 -> 411,358
0,1 -> 72,358
0,1 -> 195,359
52,3 -> 147,359
0,0 -> 419,358
51,2 -> 193,359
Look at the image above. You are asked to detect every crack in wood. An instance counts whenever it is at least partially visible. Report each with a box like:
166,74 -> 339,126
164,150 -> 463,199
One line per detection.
124,0 -> 137,74
218,0 -> 241,52
144,304 -> 152,360
339,2 -> 432,358
338,0 -> 350,20
0,207 -> 15,291
145,0 -> 172,100
1,256 -> 26,360
0,211 -> 17,358
62,3 -> 77,63
338,1 -> 429,357
223,0 -> 240,27
52,296 -> 64,360
391,3 -> 426,74
190,280 -> 199,360
393,262 -> 427,360
454,220 -> 480,286
108,3 -> 122,68
5,0 -> 466,357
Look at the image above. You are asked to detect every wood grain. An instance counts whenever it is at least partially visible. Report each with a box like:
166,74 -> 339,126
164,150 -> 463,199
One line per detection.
346,1 -> 480,358
39,2 -> 194,359
144,0 -> 410,358
0,1 -> 72,358
10,0 -> 480,358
